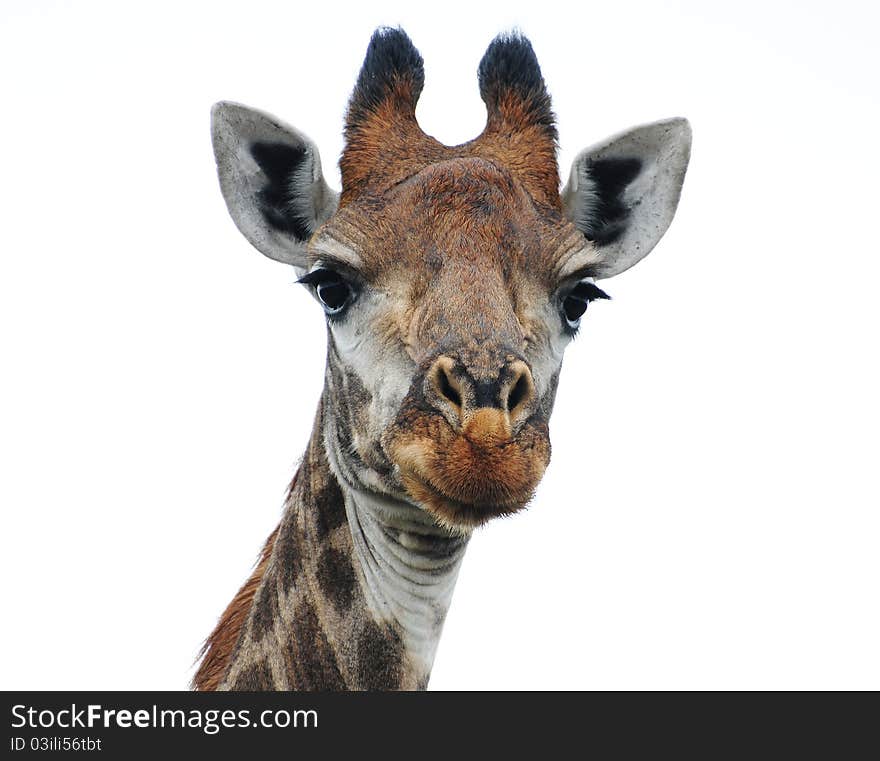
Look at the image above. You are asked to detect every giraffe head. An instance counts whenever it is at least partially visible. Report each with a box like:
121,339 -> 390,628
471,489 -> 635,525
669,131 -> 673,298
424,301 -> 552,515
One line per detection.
211,29 -> 691,532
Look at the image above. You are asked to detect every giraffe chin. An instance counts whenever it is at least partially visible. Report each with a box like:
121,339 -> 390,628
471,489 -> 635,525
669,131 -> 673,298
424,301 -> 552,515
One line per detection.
398,469 -> 528,533
387,415 -> 551,533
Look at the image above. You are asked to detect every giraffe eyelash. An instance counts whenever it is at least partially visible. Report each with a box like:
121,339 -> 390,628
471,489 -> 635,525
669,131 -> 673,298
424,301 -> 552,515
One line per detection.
559,281 -> 610,336
298,268 -> 359,317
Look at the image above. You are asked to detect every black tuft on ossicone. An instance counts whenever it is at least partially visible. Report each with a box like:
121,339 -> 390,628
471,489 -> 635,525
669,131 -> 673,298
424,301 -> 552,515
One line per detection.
477,31 -> 556,136
348,27 -> 425,118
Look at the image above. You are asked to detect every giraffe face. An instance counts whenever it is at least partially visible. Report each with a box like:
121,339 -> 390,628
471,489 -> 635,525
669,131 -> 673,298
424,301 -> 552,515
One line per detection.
307,157 -> 605,530
210,29 -> 691,532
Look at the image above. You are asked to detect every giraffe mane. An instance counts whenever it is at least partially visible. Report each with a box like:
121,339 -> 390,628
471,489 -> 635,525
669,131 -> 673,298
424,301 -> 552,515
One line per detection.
191,524 -> 280,691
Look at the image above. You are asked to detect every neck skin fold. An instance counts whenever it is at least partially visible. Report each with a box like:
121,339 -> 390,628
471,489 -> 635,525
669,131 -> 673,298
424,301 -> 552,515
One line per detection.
322,419 -> 470,681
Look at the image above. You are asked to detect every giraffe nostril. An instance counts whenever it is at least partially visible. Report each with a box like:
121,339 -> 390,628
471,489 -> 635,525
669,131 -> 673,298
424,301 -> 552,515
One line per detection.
438,365 -> 462,409
501,362 -> 535,422
428,356 -> 465,425
426,356 -> 534,430
507,372 -> 529,412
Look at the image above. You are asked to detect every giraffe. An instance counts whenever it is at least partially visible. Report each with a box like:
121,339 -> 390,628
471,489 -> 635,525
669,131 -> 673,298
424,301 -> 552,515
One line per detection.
193,28 -> 691,690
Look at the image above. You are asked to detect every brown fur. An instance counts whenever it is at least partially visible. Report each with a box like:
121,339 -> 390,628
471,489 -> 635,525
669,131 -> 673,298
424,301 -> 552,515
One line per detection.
192,525 -> 279,691
341,80 -> 448,207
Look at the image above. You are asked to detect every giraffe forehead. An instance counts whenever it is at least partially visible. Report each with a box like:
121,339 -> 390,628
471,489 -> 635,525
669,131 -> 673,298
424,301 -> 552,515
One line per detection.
391,158 -> 548,254
328,157 -> 567,281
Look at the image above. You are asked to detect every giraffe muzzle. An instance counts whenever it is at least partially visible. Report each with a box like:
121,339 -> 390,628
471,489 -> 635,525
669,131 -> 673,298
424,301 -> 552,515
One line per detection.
383,354 -> 550,531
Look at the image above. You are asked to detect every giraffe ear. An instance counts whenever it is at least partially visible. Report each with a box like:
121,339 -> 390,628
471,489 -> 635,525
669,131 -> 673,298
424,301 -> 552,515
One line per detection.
211,101 -> 339,269
562,118 -> 691,279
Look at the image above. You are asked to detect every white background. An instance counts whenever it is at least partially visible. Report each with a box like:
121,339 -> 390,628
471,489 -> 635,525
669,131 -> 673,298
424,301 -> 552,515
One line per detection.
1,1 -> 878,690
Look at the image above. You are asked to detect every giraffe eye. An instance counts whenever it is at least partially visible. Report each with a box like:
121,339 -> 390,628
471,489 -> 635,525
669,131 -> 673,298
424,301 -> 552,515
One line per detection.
298,268 -> 356,316
561,281 -> 610,332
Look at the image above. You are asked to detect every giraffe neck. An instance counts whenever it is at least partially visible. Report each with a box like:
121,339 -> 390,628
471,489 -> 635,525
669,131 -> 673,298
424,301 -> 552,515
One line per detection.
217,401 -> 469,690
339,479 -> 468,679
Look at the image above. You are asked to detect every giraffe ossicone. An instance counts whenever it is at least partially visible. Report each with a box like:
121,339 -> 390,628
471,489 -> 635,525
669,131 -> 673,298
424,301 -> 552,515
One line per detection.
195,27 -> 691,690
